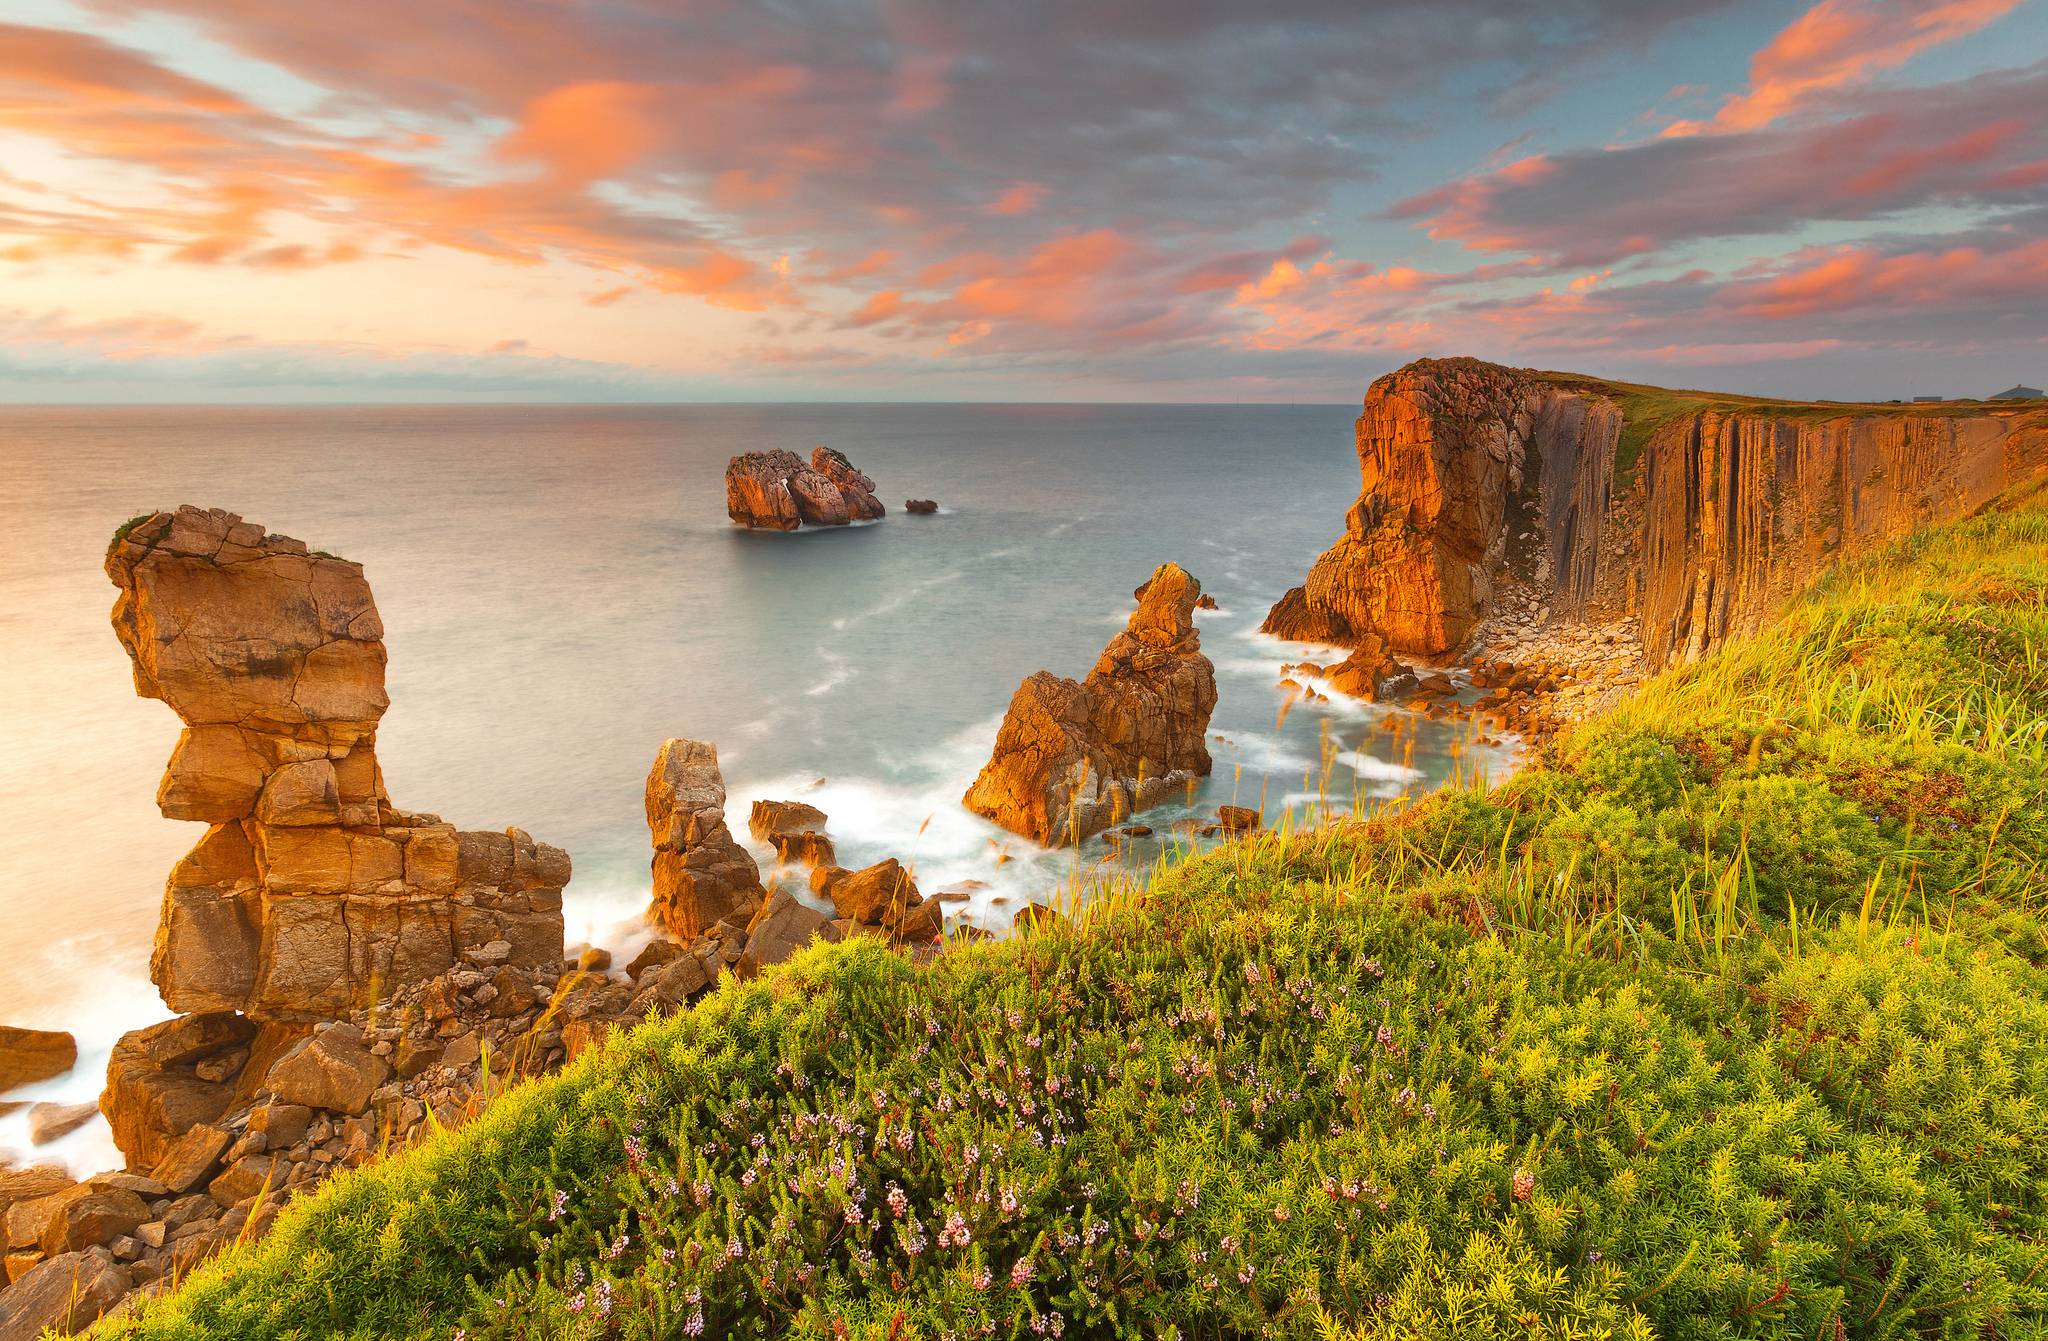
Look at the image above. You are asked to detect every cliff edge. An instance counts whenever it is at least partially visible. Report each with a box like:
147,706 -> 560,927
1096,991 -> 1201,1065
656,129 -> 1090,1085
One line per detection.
1265,357 -> 2048,671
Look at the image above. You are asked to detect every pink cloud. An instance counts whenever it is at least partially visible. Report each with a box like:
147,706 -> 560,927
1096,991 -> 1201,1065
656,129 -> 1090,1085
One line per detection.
1665,0 -> 2022,135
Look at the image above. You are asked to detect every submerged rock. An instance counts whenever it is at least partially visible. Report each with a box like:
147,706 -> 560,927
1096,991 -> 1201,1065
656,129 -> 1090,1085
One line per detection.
964,563 -> 1218,845
725,448 -> 886,529
646,739 -> 763,940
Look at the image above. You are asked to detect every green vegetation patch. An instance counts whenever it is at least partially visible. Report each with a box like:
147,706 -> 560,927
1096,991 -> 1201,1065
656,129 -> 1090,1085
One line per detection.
102,485 -> 2048,1340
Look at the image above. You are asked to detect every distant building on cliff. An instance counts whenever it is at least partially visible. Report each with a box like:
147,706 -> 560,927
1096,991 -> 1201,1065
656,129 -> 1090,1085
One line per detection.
1913,395 -> 1945,403
1990,384 -> 2043,400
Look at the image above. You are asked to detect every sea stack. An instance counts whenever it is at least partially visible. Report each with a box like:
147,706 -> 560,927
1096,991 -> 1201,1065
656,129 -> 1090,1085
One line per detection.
725,447 -> 886,529
645,738 -> 765,939
964,563 -> 1217,846
106,506 -> 569,1024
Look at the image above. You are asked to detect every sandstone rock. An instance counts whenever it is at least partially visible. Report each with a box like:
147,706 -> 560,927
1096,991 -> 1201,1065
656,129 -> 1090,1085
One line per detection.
1218,805 -> 1262,835
827,859 -> 919,926
0,1167 -> 66,1213
1262,357 -> 2048,672
101,1014 -> 251,1170
905,499 -> 938,514
0,1028 -> 75,1092
743,890 -> 832,968
965,563 -> 1217,845
207,1155 -> 278,1208
149,1124 -> 232,1196
0,1246 -> 130,1341
750,799 -> 827,838
624,940 -> 682,980
646,739 -> 763,940
108,507 -> 567,1022
264,1028 -> 389,1114
725,448 -> 885,529
247,1104 -> 309,1150
25,1102 -> 96,1146
26,1183 -> 148,1256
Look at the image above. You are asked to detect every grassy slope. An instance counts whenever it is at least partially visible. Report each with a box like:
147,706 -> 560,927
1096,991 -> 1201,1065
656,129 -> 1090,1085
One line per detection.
96,481 -> 2048,1341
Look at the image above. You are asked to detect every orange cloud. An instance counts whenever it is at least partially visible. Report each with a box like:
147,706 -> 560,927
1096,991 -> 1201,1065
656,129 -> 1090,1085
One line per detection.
1720,238 -> 2048,320
1665,0 -> 2022,136
843,289 -> 904,327
497,81 -> 665,183
986,182 -> 1048,216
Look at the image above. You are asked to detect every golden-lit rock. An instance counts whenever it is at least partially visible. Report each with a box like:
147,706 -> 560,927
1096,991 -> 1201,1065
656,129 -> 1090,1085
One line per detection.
106,508 -> 568,1026
645,738 -> 763,940
965,563 -> 1217,845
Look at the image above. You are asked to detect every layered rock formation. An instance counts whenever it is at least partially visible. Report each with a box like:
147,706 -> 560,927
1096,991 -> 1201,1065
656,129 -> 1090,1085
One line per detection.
645,738 -> 765,940
106,507 -> 569,1023
965,563 -> 1217,845
1265,358 -> 2048,672
725,448 -> 887,529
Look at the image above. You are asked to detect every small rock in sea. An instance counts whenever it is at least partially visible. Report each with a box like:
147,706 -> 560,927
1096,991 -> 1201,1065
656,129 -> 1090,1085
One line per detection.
0,1025 -> 78,1090
905,498 -> 939,513
1195,594 -> 1219,610
1217,805 -> 1261,834
28,1100 -> 100,1145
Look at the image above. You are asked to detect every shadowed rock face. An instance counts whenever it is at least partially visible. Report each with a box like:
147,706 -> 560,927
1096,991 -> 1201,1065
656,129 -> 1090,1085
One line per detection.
725,447 -> 886,529
1264,357 -> 2048,669
964,563 -> 1217,845
645,738 -> 763,940
106,507 -> 568,1024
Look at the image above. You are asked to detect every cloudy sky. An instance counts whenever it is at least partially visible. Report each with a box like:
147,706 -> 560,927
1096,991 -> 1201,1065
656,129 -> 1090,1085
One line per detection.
1,0 -> 2043,401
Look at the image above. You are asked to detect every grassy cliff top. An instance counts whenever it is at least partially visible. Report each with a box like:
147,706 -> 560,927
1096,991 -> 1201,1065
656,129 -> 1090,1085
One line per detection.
99,480 -> 2048,1340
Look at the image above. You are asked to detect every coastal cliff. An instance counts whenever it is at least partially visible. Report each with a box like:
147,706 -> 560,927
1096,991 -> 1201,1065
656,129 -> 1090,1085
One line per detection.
1265,357 -> 2048,670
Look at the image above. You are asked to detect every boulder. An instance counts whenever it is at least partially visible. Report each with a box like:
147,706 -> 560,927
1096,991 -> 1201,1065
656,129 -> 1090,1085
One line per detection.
645,739 -> 763,940
1218,805 -> 1262,834
24,1182 -> 149,1256
743,890 -> 833,968
748,799 -> 828,840
0,1028 -> 75,1092
101,1013 -> 252,1169
904,499 -> 938,514
965,563 -> 1217,845
827,859 -> 919,926
106,507 -> 567,1022
149,1124 -> 233,1195
263,1027 -> 389,1115
725,448 -> 885,529
0,1247 -> 130,1341
0,1170 -> 71,1224
25,1102 -> 96,1146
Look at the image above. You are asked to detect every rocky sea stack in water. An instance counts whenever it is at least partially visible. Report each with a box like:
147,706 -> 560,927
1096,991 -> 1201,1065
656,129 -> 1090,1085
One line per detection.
1265,357 -> 2048,672
106,506 -> 569,1027
725,447 -> 886,529
965,563 -> 1217,845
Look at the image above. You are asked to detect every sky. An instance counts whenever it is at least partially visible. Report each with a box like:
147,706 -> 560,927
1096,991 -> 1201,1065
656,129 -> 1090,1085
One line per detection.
0,0 -> 2043,402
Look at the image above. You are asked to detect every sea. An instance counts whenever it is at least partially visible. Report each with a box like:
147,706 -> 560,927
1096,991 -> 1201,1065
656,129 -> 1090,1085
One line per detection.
0,402 -> 1513,1172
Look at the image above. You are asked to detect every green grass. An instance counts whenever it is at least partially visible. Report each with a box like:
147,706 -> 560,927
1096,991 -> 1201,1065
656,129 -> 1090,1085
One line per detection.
95,482 -> 2048,1340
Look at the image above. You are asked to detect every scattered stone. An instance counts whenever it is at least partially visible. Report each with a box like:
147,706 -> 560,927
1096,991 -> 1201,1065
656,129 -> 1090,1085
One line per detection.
965,563 -> 1217,845
623,940 -> 682,980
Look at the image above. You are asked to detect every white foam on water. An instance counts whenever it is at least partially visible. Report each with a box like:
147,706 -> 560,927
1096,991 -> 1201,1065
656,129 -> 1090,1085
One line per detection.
0,934 -> 160,1175
803,648 -> 858,697
1336,749 -> 1426,783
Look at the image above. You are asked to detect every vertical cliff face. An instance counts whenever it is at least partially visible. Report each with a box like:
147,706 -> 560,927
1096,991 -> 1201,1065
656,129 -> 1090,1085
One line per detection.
1266,358 -> 2048,670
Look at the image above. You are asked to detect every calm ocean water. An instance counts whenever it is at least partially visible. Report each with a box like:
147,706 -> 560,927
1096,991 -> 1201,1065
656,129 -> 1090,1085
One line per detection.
0,402 -> 1511,1170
